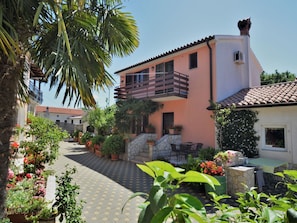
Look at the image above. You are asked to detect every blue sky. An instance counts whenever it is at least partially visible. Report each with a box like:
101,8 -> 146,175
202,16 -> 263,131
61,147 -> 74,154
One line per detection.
41,0 -> 297,108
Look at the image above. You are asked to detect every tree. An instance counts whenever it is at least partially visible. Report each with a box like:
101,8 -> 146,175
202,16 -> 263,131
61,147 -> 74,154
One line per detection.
114,98 -> 161,134
260,70 -> 296,85
0,0 -> 139,218
85,105 -> 116,135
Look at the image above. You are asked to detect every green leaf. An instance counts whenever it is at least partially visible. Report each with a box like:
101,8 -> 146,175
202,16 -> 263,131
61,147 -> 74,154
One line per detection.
287,208 -> 297,223
151,207 -> 173,223
121,192 -> 148,213
182,171 -> 220,187
148,186 -> 167,213
138,202 -> 154,223
262,207 -> 280,223
137,164 -> 155,179
174,193 -> 205,212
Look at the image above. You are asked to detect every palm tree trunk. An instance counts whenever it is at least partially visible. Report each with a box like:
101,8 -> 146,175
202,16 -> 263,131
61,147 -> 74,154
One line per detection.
0,58 -> 22,218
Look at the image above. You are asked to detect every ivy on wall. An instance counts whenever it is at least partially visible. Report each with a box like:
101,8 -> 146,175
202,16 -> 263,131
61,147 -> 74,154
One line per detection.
212,102 -> 260,157
221,110 -> 260,157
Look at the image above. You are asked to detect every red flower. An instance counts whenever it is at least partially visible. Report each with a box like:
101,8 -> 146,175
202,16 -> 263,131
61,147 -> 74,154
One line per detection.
26,173 -> 32,179
200,161 -> 224,176
11,141 -> 19,149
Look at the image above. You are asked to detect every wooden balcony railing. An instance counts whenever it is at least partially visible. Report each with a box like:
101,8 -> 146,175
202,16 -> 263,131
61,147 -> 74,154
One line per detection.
29,80 -> 43,104
114,71 -> 189,101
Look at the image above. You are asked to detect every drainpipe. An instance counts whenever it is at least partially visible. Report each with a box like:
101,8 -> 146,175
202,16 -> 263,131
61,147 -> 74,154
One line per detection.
207,40 -> 213,102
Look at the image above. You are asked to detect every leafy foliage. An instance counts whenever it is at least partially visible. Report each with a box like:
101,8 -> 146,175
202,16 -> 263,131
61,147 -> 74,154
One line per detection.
115,98 -> 161,134
85,105 -> 115,135
261,70 -> 296,85
54,166 -> 85,223
221,110 -> 259,157
102,134 -> 125,155
125,161 -> 297,222
21,113 -> 69,171
211,102 -> 259,157
122,161 -> 220,223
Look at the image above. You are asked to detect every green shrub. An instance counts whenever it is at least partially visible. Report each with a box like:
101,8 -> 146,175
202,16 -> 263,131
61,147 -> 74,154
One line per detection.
80,132 -> 93,144
198,147 -> 218,161
91,135 -> 105,145
102,134 -> 124,155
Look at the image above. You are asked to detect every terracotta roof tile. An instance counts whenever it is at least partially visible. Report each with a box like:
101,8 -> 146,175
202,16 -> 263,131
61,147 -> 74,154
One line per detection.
218,81 -> 297,108
115,36 -> 215,74
36,106 -> 84,116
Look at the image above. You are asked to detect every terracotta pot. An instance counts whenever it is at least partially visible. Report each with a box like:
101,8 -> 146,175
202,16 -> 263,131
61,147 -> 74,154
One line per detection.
95,150 -> 103,158
39,216 -> 56,223
7,213 -> 32,223
111,154 -> 119,161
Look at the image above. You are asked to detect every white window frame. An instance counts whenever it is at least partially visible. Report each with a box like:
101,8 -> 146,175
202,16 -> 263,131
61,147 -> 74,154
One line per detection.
261,124 -> 287,152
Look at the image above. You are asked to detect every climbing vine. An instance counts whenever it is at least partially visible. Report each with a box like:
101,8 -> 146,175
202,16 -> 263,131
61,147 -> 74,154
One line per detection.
212,102 -> 259,157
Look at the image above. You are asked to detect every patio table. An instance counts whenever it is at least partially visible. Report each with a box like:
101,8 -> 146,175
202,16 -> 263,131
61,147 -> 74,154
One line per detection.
248,158 -> 288,174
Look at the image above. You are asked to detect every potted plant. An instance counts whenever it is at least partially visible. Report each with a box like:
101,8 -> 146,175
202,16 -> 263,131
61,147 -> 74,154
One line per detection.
72,130 -> 81,142
6,177 -> 45,223
169,125 -> 183,134
146,139 -> 155,146
80,132 -> 93,150
173,125 -> 183,134
200,160 -> 226,196
92,135 -> 105,157
102,134 -> 125,161
145,123 -> 156,133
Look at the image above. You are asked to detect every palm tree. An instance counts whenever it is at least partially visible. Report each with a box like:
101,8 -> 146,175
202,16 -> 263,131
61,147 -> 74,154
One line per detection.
0,0 -> 138,218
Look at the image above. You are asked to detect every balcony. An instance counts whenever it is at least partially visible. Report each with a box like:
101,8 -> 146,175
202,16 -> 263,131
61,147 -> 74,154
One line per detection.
115,72 -> 189,102
29,81 -> 43,104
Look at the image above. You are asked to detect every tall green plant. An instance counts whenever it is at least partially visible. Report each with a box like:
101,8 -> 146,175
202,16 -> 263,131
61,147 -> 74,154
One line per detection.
211,102 -> 259,157
85,105 -> 115,135
21,114 -> 69,171
122,161 -> 220,223
0,0 -> 139,217
210,102 -> 233,150
54,166 -> 85,223
115,98 -> 161,134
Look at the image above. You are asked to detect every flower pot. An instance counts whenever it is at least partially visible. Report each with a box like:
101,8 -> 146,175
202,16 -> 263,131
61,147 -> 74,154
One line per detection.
169,128 -> 175,134
204,175 -> 226,196
111,154 -> 119,161
39,216 -> 56,223
7,213 -> 32,223
147,140 -> 155,146
95,150 -> 103,158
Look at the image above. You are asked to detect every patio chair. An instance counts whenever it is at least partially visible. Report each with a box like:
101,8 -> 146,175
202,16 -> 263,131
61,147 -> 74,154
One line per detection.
170,144 -> 183,163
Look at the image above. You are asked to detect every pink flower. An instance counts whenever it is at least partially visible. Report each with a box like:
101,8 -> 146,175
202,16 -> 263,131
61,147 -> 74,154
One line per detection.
7,169 -> 14,180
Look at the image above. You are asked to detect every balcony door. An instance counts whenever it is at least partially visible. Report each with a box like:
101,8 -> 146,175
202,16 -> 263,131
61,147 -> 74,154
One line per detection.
155,60 -> 174,94
162,112 -> 174,135
126,68 -> 149,87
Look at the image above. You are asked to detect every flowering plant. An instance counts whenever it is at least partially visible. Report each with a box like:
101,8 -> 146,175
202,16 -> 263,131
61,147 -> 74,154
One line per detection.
10,141 -> 19,155
214,150 -> 235,167
200,161 -> 224,176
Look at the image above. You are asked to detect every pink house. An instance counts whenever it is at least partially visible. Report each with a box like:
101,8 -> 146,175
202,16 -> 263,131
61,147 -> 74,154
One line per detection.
114,19 -> 263,162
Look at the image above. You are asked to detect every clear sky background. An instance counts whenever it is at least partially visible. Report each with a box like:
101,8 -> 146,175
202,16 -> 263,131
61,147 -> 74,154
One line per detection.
41,0 -> 297,108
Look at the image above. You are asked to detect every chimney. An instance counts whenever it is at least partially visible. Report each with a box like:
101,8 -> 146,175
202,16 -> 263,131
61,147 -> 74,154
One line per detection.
238,18 -> 251,36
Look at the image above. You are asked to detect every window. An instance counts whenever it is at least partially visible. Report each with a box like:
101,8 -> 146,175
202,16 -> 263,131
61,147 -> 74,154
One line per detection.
126,68 -> 149,86
189,52 -> 198,69
265,127 -> 285,149
156,60 -> 174,77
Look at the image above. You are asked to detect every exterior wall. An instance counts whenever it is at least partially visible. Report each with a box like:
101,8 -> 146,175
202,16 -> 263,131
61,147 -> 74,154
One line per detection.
215,35 -> 262,102
116,35 -> 262,149
38,112 -> 73,123
252,106 -> 297,165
